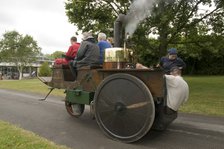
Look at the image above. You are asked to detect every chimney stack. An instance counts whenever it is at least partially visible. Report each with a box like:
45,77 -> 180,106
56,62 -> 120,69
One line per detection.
113,14 -> 126,47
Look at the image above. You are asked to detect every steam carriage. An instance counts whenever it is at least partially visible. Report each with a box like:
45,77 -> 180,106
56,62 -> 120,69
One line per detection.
39,15 -> 174,143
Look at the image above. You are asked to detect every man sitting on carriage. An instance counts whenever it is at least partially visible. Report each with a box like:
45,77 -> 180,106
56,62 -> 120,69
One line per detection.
69,31 -> 100,78
55,36 -> 80,65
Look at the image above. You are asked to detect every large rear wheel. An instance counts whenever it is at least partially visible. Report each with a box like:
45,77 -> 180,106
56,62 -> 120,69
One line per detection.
94,73 -> 155,143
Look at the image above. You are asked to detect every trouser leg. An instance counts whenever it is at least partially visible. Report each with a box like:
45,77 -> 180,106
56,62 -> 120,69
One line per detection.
69,61 -> 77,79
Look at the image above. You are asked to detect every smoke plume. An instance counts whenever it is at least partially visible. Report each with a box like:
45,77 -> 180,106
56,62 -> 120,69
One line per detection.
125,0 -> 156,36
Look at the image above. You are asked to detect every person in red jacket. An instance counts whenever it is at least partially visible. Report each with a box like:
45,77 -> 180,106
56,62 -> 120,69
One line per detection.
55,36 -> 80,65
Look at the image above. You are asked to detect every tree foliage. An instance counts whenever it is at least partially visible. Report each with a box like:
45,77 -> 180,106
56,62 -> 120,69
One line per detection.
65,0 -> 224,74
38,62 -> 52,77
0,31 -> 40,79
50,51 -> 65,59
65,0 -> 130,35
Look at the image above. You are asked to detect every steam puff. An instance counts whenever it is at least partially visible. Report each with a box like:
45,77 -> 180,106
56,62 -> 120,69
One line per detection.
125,0 -> 156,36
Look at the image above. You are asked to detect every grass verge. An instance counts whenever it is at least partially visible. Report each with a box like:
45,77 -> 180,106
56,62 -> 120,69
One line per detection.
0,120 -> 69,149
0,79 -> 64,97
180,76 -> 224,116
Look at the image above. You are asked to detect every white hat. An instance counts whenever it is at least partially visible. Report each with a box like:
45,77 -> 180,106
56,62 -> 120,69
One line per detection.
82,31 -> 94,40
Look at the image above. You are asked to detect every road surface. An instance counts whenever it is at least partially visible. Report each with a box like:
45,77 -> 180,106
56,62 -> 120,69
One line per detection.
0,89 -> 223,149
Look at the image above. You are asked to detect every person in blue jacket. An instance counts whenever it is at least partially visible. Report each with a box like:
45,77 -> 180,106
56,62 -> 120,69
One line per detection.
158,48 -> 186,74
97,32 -> 112,64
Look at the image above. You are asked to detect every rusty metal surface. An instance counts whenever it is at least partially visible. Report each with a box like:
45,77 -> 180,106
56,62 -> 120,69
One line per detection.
96,69 -> 164,98
103,62 -> 128,69
45,65 -> 102,91
46,65 -> 77,89
75,68 -> 102,92
43,64 -> 164,98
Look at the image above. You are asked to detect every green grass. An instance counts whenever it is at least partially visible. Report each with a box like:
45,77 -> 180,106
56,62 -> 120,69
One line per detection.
0,79 -> 65,97
0,76 -> 224,116
180,76 -> 224,116
0,120 -> 69,149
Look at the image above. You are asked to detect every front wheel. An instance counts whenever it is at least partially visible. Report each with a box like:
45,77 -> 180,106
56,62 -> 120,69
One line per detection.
65,101 -> 85,117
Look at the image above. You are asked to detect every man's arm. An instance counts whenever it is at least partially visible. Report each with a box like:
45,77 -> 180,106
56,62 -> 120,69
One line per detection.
157,57 -> 165,68
177,58 -> 186,69
65,46 -> 74,60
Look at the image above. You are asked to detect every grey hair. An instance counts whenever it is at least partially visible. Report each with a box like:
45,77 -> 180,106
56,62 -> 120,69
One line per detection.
98,32 -> 107,40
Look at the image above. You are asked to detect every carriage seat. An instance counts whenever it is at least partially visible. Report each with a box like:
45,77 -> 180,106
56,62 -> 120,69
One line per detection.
89,64 -> 102,69
66,63 -> 102,81
53,64 -> 76,81
76,63 -> 103,70
53,64 -> 70,69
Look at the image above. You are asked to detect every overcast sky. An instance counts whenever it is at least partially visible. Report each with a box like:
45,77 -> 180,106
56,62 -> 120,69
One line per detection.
0,0 -> 82,54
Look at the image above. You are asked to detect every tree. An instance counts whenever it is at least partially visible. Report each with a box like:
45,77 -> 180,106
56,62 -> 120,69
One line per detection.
209,0 -> 224,35
44,51 -> 65,60
51,51 -> 65,59
65,0 -> 130,35
0,31 -> 40,80
65,0 -> 222,56
65,0 -> 224,74
38,62 -> 52,77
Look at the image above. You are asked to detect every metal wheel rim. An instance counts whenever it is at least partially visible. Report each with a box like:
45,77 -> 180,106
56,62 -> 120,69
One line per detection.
94,73 -> 155,143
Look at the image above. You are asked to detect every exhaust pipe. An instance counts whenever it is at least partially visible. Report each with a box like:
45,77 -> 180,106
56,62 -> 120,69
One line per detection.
114,14 -> 126,47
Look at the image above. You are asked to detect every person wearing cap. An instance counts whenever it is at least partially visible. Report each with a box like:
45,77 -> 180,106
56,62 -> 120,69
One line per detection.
158,48 -> 186,74
97,33 -> 112,64
73,31 -> 100,68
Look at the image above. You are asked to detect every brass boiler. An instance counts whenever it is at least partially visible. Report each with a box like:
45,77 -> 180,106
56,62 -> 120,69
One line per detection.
103,47 -> 131,69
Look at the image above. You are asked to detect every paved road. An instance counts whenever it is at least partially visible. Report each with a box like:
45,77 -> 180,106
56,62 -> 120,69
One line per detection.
0,89 -> 223,149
